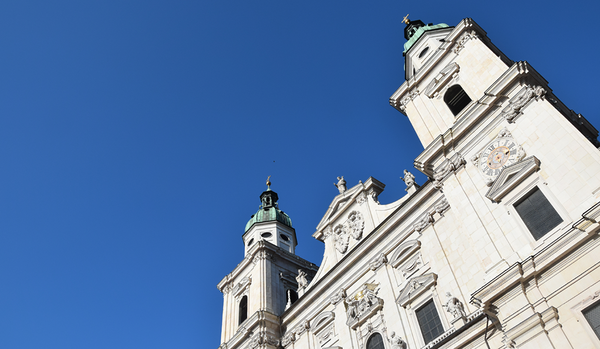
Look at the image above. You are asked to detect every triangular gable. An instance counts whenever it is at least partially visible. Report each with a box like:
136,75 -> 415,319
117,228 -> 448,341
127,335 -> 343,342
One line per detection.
396,273 -> 437,307
314,177 -> 385,240
486,156 -> 540,203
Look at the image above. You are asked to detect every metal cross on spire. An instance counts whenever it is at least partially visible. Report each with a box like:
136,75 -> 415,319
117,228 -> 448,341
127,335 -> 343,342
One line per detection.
402,14 -> 410,25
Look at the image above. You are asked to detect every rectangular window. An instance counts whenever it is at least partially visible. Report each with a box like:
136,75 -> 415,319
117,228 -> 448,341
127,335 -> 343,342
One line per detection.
584,301 -> 600,340
416,299 -> 444,344
514,187 -> 562,240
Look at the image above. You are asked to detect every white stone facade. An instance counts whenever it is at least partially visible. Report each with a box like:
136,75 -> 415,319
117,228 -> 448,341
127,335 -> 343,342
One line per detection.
217,18 -> 600,349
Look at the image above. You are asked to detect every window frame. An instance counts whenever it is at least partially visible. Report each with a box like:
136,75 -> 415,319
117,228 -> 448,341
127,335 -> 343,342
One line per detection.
571,289 -> 600,346
365,332 -> 387,349
503,174 -> 572,249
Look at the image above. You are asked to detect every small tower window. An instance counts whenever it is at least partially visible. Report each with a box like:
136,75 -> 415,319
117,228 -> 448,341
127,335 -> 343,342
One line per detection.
261,232 -> 272,238
419,46 -> 429,58
280,234 -> 290,242
444,85 -> 472,116
239,295 -> 248,325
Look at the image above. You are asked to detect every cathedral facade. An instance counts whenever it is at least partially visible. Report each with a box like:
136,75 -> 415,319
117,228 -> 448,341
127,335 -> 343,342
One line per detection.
217,18 -> 600,349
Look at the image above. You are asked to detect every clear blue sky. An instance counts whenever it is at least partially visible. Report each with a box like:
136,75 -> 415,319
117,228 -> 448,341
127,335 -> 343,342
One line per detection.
0,1 -> 598,348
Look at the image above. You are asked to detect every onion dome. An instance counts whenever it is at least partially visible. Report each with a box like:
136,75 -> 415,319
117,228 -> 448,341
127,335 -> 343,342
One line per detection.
244,178 -> 293,232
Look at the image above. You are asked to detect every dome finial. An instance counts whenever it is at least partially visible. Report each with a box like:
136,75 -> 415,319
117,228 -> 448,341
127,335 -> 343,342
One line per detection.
402,14 -> 410,25
266,175 -> 272,190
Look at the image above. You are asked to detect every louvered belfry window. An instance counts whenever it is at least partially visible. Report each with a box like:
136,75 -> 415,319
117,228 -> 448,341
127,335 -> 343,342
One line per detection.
444,85 -> 472,116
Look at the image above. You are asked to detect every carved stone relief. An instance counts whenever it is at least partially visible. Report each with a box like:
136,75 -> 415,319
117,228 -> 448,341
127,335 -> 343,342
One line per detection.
452,30 -> 480,54
396,88 -> 420,113
424,62 -> 460,98
356,191 -> 367,205
345,283 -> 384,329
333,224 -> 349,254
311,312 -> 336,347
247,331 -> 280,349
368,189 -> 380,204
500,85 -> 546,123
368,253 -> 388,271
433,153 -> 466,189
329,287 -> 347,306
281,331 -> 295,348
233,275 -> 252,298
332,211 -> 365,254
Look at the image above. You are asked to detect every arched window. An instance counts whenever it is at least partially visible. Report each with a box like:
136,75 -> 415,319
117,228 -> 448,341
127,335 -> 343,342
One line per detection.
288,289 -> 298,304
366,333 -> 385,349
444,85 -> 471,116
239,295 -> 248,325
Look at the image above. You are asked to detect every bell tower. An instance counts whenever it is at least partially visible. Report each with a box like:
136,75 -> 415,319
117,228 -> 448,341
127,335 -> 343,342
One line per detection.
216,178 -> 318,349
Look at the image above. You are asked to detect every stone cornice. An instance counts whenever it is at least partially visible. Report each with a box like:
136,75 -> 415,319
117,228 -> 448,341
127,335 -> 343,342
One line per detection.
217,240 -> 318,293
218,310 -> 280,349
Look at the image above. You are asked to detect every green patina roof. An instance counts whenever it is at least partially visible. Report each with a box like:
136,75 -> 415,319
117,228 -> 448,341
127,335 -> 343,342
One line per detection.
403,22 -> 450,53
244,206 -> 293,232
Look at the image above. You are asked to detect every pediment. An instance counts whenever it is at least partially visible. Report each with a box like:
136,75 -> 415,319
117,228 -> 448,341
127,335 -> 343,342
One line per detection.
311,311 -> 335,333
486,156 -> 540,203
424,62 -> 460,98
396,272 -> 437,307
390,240 -> 421,268
314,177 -> 384,240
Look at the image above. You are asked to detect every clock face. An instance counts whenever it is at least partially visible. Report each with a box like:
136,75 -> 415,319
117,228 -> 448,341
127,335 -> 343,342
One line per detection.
479,137 -> 519,178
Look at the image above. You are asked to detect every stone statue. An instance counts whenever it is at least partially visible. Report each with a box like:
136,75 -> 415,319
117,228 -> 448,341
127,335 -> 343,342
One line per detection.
296,269 -> 308,290
389,332 -> 407,349
334,176 -> 347,194
344,296 -> 359,319
443,292 -> 466,319
400,170 -> 416,190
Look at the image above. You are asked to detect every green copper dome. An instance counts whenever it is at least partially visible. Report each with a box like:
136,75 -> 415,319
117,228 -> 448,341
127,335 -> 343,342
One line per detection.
403,20 -> 450,53
244,188 -> 293,232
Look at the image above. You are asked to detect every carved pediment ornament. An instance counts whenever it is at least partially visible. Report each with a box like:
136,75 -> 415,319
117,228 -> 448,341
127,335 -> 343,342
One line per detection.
406,197 -> 450,234
311,311 -> 335,334
452,30 -> 480,54
368,253 -> 388,271
334,224 -> 349,254
396,273 -> 438,307
345,283 -> 384,329
424,62 -> 460,98
232,275 -> 252,298
397,88 -> 420,113
433,153 -> 466,189
348,211 -> 365,240
485,156 -> 540,202
294,320 -> 310,337
248,331 -> 280,349
500,85 -> 546,123
329,287 -> 347,305
356,191 -> 367,205
281,332 -> 296,348
333,211 -> 365,254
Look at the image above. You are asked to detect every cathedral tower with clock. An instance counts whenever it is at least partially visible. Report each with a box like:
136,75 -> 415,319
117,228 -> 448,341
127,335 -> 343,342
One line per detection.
217,17 -> 600,349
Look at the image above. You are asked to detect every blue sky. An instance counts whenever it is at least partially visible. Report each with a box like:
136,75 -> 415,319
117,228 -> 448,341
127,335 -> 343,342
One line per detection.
0,1 -> 598,348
